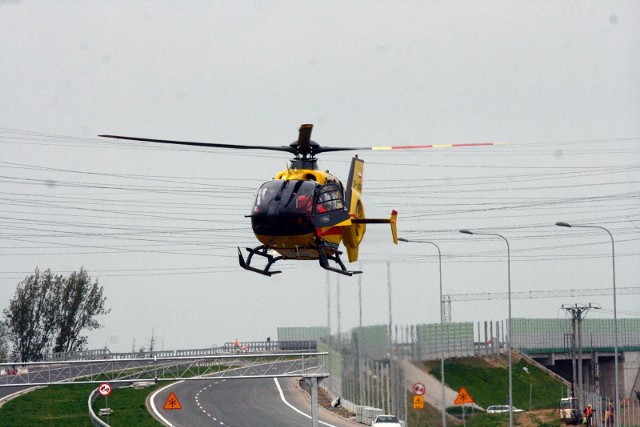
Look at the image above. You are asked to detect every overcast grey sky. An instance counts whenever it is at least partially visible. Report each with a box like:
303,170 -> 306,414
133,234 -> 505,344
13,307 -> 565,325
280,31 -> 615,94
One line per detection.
1,1 -> 639,352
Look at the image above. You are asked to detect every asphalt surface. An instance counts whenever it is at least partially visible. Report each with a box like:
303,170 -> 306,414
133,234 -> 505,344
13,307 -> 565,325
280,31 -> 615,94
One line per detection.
151,377 -> 361,427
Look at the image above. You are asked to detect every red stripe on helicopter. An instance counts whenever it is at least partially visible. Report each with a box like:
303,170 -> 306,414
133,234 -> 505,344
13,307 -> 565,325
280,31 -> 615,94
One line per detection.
371,142 -> 500,150
317,226 -> 343,237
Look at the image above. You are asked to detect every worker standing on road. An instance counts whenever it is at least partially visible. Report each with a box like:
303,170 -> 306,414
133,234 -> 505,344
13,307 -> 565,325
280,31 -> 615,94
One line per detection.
234,338 -> 239,351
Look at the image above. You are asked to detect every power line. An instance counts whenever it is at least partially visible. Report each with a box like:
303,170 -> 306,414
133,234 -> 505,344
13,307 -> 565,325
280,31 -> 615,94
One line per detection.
442,287 -> 640,323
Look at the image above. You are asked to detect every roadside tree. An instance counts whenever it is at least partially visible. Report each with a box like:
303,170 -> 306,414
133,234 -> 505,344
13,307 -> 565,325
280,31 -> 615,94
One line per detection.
0,322 -> 9,362
3,268 -> 109,361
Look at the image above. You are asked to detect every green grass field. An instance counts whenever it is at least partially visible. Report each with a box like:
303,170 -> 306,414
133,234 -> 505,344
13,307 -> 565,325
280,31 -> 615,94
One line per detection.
428,355 -> 566,410
410,354 -> 566,426
1,384 -> 97,427
0,383 -> 164,427
90,384 -> 165,427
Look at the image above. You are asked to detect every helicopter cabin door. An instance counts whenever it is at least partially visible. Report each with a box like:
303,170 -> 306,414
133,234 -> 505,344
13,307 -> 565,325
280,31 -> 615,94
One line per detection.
311,183 -> 349,228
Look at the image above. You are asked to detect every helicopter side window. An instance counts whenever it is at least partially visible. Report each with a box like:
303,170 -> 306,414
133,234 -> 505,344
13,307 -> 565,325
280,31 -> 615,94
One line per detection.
315,184 -> 344,213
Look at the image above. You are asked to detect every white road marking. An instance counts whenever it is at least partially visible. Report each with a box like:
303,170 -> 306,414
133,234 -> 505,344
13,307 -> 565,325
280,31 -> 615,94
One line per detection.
152,376 -> 340,426
149,380 -> 184,427
273,378 -> 340,427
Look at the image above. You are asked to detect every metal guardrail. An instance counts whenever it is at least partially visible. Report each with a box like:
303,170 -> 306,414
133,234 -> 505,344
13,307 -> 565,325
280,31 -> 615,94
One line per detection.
39,340 -> 317,362
88,387 -> 110,427
0,351 -> 328,387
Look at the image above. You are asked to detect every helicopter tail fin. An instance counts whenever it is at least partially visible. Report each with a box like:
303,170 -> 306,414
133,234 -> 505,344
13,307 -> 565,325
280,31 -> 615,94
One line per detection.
344,156 -> 364,213
342,156 -> 398,262
342,156 -> 366,262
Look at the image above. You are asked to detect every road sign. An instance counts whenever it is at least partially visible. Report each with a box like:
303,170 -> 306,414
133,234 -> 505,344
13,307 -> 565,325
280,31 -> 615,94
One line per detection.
413,395 -> 424,409
98,382 -> 112,397
413,382 -> 426,396
454,386 -> 474,405
163,391 -> 183,410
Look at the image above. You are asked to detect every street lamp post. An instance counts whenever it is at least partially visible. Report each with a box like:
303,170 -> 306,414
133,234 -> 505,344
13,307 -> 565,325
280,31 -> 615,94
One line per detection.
555,222 -> 619,427
460,229 -> 513,427
398,238 -> 447,427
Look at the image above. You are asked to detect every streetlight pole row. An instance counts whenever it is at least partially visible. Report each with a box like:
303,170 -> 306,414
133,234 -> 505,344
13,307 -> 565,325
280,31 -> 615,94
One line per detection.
556,222 -> 619,427
460,229 -> 514,427
397,238 -> 447,427
399,222 -> 618,427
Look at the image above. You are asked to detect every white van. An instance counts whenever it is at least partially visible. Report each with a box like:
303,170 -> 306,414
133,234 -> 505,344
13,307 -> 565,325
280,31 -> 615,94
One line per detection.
486,405 -> 524,414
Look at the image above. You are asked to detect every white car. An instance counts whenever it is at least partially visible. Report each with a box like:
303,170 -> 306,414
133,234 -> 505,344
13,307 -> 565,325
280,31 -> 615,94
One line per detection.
486,405 -> 524,414
372,414 -> 402,426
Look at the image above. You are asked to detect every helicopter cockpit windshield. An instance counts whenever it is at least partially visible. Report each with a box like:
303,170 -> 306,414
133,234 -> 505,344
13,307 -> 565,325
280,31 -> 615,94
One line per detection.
251,179 -> 350,237
251,180 -> 319,236
253,180 -> 318,214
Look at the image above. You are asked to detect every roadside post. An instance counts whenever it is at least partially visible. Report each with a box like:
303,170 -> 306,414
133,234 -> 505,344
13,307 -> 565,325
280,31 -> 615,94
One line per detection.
454,386 -> 474,427
412,382 -> 425,424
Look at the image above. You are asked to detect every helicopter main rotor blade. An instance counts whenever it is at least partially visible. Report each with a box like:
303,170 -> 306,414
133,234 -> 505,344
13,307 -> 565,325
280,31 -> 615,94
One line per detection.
98,134 -> 297,154
313,141 -> 508,154
367,142 -> 508,150
100,124 -> 508,157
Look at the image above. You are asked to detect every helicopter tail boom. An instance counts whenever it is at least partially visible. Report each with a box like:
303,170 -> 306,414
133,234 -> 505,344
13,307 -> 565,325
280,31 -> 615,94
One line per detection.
351,210 -> 398,244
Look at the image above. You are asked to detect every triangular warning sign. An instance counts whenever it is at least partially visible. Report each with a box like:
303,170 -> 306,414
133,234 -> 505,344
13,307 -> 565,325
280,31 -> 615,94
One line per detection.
454,386 -> 474,405
163,391 -> 182,410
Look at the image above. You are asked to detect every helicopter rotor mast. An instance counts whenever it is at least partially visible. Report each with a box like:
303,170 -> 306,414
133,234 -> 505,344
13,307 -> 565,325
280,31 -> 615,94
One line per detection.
288,123 -> 319,170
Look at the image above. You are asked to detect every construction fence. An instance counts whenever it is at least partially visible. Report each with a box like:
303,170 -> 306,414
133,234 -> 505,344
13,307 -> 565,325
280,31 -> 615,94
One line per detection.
299,318 -> 640,426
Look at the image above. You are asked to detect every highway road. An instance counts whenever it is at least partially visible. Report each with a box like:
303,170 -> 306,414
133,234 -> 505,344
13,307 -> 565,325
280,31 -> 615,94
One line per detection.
151,377 -> 361,427
0,384 -> 35,407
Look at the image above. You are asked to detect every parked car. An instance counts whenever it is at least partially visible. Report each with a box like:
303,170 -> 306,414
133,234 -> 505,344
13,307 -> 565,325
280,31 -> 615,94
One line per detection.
486,405 -> 524,414
372,414 -> 402,426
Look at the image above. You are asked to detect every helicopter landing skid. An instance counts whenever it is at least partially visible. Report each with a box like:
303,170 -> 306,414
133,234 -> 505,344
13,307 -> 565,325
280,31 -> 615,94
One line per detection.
318,245 -> 362,276
238,246 -> 283,276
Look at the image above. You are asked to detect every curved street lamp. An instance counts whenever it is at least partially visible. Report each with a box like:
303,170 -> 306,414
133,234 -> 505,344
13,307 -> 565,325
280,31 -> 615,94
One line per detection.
398,237 -> 447,427
460,229 -> 513,427
555,221 -> 619,427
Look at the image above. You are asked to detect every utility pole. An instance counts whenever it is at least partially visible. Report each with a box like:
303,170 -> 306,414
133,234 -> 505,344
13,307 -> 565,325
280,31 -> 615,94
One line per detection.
562,303 -> 600,406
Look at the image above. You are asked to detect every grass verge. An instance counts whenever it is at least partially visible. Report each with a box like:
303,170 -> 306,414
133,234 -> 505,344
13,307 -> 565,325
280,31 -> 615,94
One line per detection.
427,355 -> 566,410
0,383 -> 165,427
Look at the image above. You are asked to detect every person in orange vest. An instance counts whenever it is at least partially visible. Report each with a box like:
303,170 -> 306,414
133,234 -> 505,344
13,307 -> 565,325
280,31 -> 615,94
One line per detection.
234,338 -> 239,351
582,404 -> 593,425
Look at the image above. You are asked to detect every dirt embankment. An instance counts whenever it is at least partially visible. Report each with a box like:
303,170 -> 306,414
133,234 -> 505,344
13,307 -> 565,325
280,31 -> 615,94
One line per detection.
513,408 -> 559,426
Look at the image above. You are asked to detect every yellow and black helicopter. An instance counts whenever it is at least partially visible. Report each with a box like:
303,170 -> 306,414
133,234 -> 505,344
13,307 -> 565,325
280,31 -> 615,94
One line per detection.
100,124 -> 498,276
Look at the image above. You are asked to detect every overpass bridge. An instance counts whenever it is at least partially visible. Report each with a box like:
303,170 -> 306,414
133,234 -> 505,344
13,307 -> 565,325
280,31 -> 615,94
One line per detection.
509,317 -> 640,402
0,340 -> 322,387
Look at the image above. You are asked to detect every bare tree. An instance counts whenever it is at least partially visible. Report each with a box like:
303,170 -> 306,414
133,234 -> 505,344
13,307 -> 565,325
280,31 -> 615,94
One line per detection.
3,268 -> 109,361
